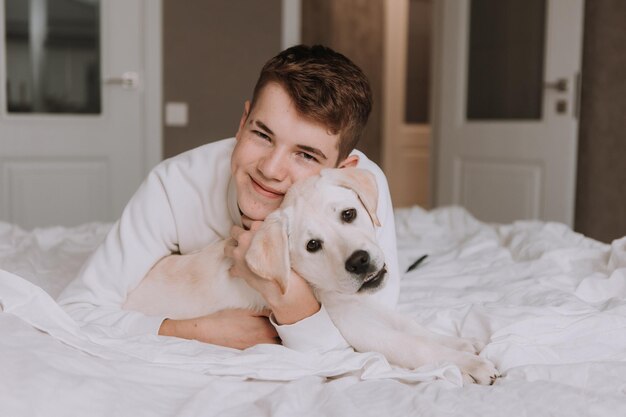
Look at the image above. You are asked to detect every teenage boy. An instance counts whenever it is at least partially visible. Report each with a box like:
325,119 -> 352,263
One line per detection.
58,45 -> 399,352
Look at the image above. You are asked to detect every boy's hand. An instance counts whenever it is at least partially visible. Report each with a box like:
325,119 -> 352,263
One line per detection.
158,308 -> 279,349
226,223 -> 321,325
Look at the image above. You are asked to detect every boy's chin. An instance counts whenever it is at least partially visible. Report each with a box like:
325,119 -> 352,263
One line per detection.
238,206 -> 275,228
240,214 -> 255,229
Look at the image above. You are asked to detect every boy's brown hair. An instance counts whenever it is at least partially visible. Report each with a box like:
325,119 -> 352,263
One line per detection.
251,44 -> 372,164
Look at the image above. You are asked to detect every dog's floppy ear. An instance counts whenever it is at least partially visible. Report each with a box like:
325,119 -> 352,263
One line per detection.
320,168 -> 381,226
245,212 -> 290,294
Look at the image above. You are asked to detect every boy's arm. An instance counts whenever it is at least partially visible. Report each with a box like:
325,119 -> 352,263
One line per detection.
158,308 -> 279,349
58,166 -> 280,347
57,169 -> 178,336
368,164 -> 401,308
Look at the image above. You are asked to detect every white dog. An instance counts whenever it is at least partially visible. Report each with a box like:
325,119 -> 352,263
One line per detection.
124,168 -> 499,385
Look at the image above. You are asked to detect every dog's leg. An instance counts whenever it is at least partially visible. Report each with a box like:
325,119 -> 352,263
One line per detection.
395,317 -> 485,355
323,296 -> 498,385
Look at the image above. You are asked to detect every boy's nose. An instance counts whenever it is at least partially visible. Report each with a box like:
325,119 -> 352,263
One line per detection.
258,149 -> 288,181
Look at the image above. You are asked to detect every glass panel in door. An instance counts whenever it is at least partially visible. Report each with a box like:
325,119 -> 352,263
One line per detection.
4,0 -> 101,114
405,0 -> 432,124
466,0 -> 546,120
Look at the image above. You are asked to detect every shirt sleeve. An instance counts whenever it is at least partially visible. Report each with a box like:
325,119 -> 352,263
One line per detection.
357,155 -> 401,308
269,304 -> 351,352
57,167 -> 178,337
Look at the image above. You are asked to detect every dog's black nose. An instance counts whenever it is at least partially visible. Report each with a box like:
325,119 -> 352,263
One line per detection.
345,250 -> 370,275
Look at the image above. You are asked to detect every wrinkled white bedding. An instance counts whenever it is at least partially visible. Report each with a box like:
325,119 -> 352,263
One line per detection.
1,206 -> 626,416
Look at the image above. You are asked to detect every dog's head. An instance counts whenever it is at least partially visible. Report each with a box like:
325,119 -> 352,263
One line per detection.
245,168 -> 387,295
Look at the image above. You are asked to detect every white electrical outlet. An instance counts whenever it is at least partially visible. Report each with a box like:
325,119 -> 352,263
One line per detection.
165,102 -> 188,127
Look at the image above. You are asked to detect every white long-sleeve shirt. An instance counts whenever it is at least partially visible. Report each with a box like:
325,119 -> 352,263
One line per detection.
57,138 -> 399,352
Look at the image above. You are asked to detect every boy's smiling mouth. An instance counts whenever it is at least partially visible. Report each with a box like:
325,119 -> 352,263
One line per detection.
249,175 -> 285,199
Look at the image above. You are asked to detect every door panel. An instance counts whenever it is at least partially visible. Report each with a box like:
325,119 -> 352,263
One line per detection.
457,159 -> 542,223
2,159 -> 109,226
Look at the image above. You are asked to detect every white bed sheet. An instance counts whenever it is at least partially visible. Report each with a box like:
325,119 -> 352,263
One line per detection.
1,206 -> 626,416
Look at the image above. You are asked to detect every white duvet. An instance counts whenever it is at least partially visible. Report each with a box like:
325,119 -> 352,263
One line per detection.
1,206 -> 626,416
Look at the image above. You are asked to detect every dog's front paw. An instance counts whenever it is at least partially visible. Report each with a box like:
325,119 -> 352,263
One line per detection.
459,355 -> 499,386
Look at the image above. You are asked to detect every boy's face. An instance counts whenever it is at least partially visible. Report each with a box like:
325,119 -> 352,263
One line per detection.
231,82 -> 358,224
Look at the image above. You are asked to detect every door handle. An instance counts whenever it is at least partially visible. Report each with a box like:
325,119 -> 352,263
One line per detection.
103,71 -> 140,89
544,78 -> 568,92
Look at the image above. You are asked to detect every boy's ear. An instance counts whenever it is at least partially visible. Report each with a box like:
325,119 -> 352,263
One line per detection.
245,212 -> 290,294
236,101 -> 251,137
337,154 -> 359,169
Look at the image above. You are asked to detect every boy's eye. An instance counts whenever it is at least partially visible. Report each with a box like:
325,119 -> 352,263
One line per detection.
298,152 -> 319,163
253,130 -> 271,141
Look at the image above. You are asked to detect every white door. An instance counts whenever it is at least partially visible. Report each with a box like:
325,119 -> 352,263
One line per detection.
0,0 -> 161,229
432,0 -> 584,226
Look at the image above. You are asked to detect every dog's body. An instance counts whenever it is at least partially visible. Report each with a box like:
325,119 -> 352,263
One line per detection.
124,168 -> 498,385
123,240 -> 266,319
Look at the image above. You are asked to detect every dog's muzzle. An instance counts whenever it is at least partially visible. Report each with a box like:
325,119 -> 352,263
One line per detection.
358,265 -> 387,292
345,250 -> 386,292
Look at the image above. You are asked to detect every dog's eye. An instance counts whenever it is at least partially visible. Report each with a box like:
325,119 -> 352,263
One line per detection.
306,239 -> 323,253
341,208 -> 357,223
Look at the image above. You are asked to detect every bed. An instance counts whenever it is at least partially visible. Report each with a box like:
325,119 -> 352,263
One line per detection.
1,205 -> 626,416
